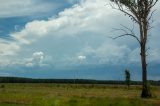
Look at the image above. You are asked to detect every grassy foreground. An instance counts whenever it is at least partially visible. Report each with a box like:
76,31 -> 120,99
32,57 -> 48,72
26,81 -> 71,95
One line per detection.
0,83 -> 160,106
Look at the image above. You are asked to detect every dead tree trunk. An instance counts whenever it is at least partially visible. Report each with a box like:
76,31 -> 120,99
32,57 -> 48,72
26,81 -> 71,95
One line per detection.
140,18 -> 151,97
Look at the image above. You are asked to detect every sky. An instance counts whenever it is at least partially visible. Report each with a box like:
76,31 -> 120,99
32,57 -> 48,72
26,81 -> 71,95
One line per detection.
0,0 -> 160,81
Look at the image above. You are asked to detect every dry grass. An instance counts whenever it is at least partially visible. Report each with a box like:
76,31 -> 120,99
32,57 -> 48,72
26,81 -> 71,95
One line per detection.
0,83 -> 160,106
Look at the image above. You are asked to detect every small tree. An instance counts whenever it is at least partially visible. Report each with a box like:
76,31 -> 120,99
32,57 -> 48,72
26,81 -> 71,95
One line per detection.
125,69 -> 131,89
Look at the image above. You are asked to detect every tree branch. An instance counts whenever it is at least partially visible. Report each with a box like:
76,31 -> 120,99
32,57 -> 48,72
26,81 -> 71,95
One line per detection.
109,23 -> 141,44
110,33 -> 141,44
148,9 -> 156,21
109,2 -> 139,23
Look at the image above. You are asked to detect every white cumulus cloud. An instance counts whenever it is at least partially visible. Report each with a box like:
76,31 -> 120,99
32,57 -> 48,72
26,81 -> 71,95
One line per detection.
78,55 -> 86,61
26,51 -> 45,67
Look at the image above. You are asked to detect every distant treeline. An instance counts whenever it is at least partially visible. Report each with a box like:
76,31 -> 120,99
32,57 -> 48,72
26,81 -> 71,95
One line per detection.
0,76 -> 160,85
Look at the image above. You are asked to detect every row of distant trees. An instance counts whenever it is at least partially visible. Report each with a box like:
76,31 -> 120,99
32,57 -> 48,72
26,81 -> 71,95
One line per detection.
0,76 -> 160,85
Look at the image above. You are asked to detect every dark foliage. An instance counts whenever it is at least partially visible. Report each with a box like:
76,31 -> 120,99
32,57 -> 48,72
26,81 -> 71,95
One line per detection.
0,76 -> 160,85
125,69 -> 131,88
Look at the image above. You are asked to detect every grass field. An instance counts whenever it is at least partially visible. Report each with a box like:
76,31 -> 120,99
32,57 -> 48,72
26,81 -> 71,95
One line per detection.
0,83 -> 160,106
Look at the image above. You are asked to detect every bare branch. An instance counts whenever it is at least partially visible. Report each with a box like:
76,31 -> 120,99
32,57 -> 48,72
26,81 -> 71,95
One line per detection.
145,47 -> 150,52
109,33 -> 141,45
110,24 -> 141,44
120,24 -> 134,32
148,0 -> 158,10
148,9 -> 156,21
111,28 -> 128,34
131,21 -> 135,31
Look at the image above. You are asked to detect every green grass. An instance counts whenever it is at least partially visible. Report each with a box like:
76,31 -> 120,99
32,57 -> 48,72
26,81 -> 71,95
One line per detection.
0,83 -> 160,106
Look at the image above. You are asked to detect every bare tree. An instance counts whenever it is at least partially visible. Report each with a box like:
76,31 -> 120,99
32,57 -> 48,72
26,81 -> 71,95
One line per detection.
110,0 -> 158,97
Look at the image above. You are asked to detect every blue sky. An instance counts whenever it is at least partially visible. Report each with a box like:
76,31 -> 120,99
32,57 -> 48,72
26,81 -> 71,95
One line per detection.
0,0 -> 160,81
